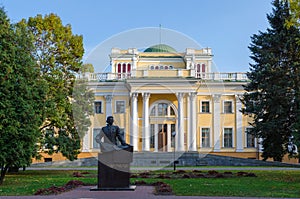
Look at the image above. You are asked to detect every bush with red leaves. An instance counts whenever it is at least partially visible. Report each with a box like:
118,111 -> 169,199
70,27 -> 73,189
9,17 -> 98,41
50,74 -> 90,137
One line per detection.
133,180 -> 148,185
34,180 -> 85,195
172,170 -> 186,174
72,172 -> 83,177
182,174 -> 191,178
208,170 -> 219,175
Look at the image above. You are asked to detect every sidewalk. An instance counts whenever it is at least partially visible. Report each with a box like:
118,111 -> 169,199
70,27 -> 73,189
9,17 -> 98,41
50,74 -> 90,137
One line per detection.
27,166 -> 300,171
1,186 -> 299,199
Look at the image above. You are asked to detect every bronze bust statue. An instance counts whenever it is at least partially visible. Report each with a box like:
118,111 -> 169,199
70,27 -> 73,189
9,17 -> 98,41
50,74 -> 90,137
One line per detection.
96,116 -> 129,152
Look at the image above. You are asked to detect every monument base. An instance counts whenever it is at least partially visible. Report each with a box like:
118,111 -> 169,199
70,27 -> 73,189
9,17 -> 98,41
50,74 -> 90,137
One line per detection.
90,185 -> 136,191
93,146 -> 134,191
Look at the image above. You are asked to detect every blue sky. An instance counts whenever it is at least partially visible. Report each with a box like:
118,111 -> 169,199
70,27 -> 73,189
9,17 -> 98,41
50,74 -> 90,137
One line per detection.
1,0 -> 273,72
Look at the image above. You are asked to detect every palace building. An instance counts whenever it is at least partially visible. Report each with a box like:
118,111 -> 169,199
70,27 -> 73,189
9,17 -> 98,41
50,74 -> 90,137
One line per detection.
79,44 -> 263,160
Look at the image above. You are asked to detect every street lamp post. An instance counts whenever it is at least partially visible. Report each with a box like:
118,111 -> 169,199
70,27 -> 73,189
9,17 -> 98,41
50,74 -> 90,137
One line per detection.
171,131 -> 177,171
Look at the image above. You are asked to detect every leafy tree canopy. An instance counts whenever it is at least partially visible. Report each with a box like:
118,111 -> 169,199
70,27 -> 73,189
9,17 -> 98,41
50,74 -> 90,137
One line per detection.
23,13 -> 93,161
286,0 -> 300,28
82,63 -> 95,73
0,7 -> 46,185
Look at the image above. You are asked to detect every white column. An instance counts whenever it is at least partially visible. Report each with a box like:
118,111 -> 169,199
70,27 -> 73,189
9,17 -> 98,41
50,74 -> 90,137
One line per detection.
132,55 -> 137,70
105,95 -> 113,118
131,53 -> 137,78
235,94 -> 243,152
188,92 -> 197,151
167,124 -> 171,152
213,94 -> 221,152
131,93 -> 139,151
176,93 -> 185,151
187,95 -> 190,150
142,93 -> 150,151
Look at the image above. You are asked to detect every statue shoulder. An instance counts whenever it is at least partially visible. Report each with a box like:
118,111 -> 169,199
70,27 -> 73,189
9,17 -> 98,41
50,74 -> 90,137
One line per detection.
113,125 -> 120,131
114,125 -> 120,129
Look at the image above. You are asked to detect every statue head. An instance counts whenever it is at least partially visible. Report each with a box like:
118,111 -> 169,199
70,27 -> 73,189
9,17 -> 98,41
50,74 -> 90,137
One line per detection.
106,116 -> 114,125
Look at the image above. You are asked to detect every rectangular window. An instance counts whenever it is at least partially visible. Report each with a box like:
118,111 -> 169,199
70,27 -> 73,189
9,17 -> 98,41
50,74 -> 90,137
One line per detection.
201,101 -> 210,113
150,124 -> 155,148
171,124 -> 175,148
115,100 -> 125,113
158,103 -> 168,116
94,101 -> 102,114
201,128 -> 210,147
93,128 -> 101,149
246,128 -> 256,148
224,101 -> 233,113
224,128 -> 233,148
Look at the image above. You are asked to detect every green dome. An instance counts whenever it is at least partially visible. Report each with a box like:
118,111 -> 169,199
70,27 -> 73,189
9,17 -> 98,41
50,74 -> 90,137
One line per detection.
144,44 -> 177,53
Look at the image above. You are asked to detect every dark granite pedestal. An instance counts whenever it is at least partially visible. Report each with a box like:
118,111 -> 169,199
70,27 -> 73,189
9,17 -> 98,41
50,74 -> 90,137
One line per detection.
90,146 -> 136,191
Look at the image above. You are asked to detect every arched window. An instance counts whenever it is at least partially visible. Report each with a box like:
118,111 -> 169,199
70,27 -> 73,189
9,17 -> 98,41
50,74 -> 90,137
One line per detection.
117,63 -> 122,73
202,64 -> 206,73
158,103 -> 168,116
122,63 -> 126,73
197,64 -> 201,72
150,103 -> 176,116
127,63 -> 131,73
170,107 -> 175,115
150,107 -> 156,115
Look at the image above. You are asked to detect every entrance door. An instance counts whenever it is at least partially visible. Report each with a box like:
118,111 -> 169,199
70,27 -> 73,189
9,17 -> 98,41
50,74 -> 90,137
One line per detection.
158,124 -> 167,151
149,101 -> 177,152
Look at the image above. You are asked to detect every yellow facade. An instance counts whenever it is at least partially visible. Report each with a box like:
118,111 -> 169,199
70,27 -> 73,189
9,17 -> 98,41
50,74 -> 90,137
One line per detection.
82,44 -> 260,156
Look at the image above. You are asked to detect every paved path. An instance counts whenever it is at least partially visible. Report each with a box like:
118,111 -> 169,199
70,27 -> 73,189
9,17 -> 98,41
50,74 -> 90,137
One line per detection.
27,166 -> 300,171
1,186 -> 299,199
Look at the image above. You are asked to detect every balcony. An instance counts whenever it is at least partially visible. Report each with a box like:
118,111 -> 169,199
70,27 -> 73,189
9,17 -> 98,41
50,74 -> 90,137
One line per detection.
79,71 -> 249,82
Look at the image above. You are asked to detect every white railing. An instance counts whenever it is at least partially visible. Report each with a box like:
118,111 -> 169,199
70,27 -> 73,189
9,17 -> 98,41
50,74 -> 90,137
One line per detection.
81,72 -> 248,82
196,72 -> 248,81
80,72 -> 131,81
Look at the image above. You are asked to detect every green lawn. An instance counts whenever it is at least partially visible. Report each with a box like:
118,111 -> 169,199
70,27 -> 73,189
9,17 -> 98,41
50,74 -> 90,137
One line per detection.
132,170 -> 300,198
0,170 -> 97,196
0,169 -> 299,198
165,172 -> 300,198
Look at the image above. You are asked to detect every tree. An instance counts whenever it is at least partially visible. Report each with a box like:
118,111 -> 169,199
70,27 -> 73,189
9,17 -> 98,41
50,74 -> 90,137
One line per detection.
23,14 -> 92,160
72,79 -> 94,142
286,0 -> 300,28
0,8 -> 46,185
242,0 -> 300,162
82,63 -> 95,73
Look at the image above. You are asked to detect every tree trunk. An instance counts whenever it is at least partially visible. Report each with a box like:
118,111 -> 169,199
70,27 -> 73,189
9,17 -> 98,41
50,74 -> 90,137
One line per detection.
0,166 -> 9,185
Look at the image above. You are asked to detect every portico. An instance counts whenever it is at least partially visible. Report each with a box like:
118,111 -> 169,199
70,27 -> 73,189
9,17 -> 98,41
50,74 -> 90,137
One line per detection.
127,78 -> 199,152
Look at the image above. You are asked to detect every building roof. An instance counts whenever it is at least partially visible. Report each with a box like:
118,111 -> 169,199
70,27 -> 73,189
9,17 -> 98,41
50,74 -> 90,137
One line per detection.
144,44 -> 177,53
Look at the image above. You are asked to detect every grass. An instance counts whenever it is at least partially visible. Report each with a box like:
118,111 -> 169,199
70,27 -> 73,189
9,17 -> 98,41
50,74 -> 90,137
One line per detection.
164,172 -> 300,198
0,169 -> 299,197
0,170 -> 97,196
132,170 -> 300,198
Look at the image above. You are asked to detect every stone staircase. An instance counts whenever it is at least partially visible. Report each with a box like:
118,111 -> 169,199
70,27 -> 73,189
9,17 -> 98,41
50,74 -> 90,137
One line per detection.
132,152 -> 208,167
31,152 -> 300,168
